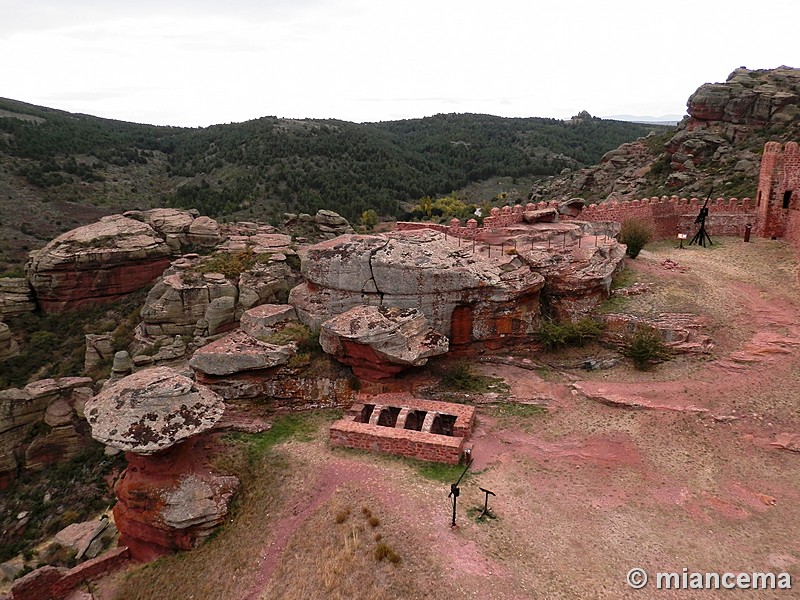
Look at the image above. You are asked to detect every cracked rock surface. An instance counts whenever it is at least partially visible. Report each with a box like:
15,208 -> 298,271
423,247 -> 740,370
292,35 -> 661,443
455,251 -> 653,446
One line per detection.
84,366 -> 225,454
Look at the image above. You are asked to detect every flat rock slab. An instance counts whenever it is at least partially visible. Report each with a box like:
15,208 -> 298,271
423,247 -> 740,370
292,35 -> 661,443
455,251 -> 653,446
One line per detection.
85,367 -> 224,455
189,330 -> 294,376
572,381 -> 710,413
240,304 -> 298,338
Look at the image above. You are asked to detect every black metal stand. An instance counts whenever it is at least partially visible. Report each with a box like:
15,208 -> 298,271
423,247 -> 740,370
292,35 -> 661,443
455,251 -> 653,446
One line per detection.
478,487 -> 496,518
448,457 -> 472,527
689,218 -> 713,247
689,191 -> 714,248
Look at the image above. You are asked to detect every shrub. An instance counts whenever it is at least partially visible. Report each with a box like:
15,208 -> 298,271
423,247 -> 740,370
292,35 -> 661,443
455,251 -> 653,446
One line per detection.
334,508 -> 350,524
534,318 -> 604,350
374,542 -> 401,564
618,219 -> 654,258
622,327 -> 670,369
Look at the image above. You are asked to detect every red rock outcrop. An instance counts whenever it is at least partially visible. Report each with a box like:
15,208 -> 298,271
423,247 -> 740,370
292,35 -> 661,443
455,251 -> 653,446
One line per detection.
26,215 -> 172,312
320,306 -> 448,380
516,226 -> 627,320
113,438 -> 238,562
289,230 -> 545,348
600,313 -> 714,353
84,367 -> 236,562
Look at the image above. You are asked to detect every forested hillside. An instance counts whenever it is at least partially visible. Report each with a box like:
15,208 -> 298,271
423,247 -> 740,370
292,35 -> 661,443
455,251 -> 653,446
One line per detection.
0,97 -> 662,268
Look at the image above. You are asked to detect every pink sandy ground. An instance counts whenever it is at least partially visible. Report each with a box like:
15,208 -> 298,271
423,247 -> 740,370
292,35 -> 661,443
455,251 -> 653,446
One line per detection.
99,239 -> 800,600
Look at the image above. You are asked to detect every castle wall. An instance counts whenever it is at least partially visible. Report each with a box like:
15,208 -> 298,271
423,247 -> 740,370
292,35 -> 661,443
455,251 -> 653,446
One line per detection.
756,141 -> 800,241
397,196 -> 756,242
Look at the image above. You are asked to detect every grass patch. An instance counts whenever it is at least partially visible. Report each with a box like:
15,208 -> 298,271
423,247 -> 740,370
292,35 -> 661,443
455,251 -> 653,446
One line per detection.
467,506 -> 499,523
490,403 -> 547,419
226,410 -> 342,465
261,499 -> 417,600
193,249 -> 272,279
610,266 -> 637,290
437,362 -> 509,395
333,446 -> 473,484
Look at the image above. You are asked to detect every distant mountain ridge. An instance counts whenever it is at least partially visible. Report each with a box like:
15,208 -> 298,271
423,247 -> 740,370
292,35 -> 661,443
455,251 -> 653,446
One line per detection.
603,114 -> 684,126
0,101 -> 661,270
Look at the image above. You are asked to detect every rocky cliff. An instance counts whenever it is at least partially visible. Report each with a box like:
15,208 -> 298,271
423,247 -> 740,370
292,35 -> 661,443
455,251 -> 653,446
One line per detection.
0,377 -> 94,488
530,66 -> 800,204
25,209 -> 223,313
289,230 -> 546,348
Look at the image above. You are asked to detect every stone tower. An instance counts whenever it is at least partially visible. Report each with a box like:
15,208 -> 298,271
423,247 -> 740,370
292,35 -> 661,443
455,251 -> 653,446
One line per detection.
756,141 -> 800,238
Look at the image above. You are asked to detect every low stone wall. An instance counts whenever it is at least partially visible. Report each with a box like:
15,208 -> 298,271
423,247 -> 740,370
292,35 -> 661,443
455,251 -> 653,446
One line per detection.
581,196 -> 756,239
329,395 -> 475,464
397,196 -> 756,242
10,546 -> 130,600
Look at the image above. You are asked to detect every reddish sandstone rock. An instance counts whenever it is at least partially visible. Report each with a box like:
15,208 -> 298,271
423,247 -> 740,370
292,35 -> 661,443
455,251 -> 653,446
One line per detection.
84,367 -> 224,455
320,306 -> 448,380
519,236 -> 626,321
26,215 -> 172,312
85,368 -> 237,562
189,330 -> 294,376
114,439 -> 238,562
600,313 -> 713,353
290,230 -> 545,346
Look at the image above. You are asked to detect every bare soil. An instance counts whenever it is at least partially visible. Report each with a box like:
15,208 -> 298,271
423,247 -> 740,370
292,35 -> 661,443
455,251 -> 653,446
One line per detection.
101,237 -> 799,599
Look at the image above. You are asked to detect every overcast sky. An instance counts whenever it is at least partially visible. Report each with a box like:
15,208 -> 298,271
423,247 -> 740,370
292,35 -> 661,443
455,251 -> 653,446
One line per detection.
1,0 -> 797,127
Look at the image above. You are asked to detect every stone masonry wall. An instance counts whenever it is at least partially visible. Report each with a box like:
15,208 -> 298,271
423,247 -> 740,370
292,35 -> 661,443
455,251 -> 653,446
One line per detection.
10,546 -> 130,600
756,141 -> 800,243
330,395 -> 475,464
397,196 -> 756,242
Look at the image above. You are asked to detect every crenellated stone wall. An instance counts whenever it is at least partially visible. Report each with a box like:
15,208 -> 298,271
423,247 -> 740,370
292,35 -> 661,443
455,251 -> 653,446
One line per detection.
397,196 -> 756,242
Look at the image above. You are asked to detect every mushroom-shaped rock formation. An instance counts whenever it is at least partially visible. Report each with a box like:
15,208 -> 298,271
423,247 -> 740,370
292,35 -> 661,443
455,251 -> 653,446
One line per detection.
26,215 -> 172,312
290,230 -> 545,348
85,367 -> 224,455
320,305 -> 449,380
189,330 -> 295,376
84,367 -> 236,562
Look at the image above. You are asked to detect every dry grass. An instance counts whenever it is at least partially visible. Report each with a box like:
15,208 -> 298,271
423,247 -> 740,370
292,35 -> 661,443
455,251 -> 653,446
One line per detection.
111,412 -> 338,600
258,499 -> 418,600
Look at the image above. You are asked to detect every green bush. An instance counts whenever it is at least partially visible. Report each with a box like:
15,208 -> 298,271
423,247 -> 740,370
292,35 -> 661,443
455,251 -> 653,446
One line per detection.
618,219 -> 654,259
534,318 -> 605,350
622,327 -> 670,369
